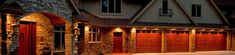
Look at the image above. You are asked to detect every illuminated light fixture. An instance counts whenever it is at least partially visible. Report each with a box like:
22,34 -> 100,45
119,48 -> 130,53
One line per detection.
141,27 -> 147,30
153,28 -> 159,30
131,28 -> 136,32
219,29 -> 224,32
114,27 -> 122,32
78,22 -> 82,24
184,28 -> 189,31
199,29 -> 205,31
170,28 -> 176,30
209,29 -> 215,31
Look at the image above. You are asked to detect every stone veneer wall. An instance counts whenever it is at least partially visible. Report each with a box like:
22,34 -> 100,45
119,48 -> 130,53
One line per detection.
20,13 -> 53,55
19,12 -> 72,55
16,0 -> 73,21
11,0 -> 73,55
83,27 -> 131,55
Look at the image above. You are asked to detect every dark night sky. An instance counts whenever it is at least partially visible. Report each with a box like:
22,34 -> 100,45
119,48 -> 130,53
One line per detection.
214,0 -> 235,6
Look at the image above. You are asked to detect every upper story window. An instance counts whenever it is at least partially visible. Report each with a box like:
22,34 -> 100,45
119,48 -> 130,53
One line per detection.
160,0 -> 173,17
54,25 -> 65,51
162,0 -> 168,14
192,4 -> 201,17
101,0 -> 121,13
88,28 -> 100,43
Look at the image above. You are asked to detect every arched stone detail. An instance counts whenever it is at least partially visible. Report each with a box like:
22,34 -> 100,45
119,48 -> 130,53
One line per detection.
13,12 -> 72,55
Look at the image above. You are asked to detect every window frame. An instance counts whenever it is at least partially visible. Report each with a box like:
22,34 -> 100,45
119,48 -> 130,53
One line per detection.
192,4 -> 202,18
53,25 -> 65,52
100,0 -> 122,15
88,28 -> 101,43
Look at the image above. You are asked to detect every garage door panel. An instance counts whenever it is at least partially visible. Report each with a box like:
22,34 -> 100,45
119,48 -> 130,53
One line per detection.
136,31 -> 162,53
166,31 -> 189,52
196,32 -> 226,51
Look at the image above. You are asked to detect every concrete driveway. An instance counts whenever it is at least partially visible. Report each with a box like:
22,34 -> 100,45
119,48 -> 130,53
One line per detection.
109,51 -> 235,55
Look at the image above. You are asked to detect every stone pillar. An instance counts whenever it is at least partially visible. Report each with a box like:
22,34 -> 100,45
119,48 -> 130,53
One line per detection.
161,29 -> 166,53
9,21 -> 19,55
232,31 -> 235,51
84,25 -> 89,54
189,29 -> 196,52
227,31 -> 232,51
130,28 -> 136,53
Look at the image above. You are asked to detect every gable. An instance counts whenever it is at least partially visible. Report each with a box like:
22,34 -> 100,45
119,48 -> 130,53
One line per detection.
178,0 -> 228,24
135,0 -> 193,24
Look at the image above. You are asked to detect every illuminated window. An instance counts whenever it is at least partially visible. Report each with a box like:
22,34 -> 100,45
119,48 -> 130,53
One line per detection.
89,28 -> 100,43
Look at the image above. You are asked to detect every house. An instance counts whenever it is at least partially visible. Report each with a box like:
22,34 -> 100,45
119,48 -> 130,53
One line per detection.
72,0 -> 233,54
0,0 -> 234,55
0,0 -> 74,55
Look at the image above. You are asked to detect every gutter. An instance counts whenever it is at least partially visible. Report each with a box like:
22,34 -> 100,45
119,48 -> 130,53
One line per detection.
130,0 -> 156,23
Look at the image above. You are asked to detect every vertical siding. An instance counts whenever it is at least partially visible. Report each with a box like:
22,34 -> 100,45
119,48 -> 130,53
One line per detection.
81,0 -> 143,19
179,0 -> 224,24
137,0 -> 192,24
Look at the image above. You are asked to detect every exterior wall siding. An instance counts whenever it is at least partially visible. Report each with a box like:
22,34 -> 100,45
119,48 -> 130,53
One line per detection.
178,0 -> 224,24
82,27 -> 131,54
80,0 -> 143,19
136,0 -> 192,24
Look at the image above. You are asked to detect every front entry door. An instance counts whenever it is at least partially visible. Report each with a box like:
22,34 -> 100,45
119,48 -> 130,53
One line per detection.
19,22 -> 36,55
113,32 -> 123,53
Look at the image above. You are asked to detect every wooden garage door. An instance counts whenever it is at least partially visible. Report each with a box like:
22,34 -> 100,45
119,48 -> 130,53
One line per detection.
136,30 -> 162,53
166,31 -> 189,52
196,32 -> 226,51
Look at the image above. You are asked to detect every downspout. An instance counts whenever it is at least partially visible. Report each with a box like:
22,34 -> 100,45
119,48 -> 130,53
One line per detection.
70,0 -> 82,16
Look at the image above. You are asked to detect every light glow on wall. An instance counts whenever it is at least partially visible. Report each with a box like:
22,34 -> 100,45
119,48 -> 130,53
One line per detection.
209,29 -> 215,31
114,27 -> 122,32
219,29 -> 224,32
131,28 -> 136,32
169,28 -> 176,30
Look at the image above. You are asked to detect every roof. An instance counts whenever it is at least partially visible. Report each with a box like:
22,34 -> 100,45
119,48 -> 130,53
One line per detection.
214,0 -> 235,6
74,0 -> 230,28
76,11 -> 226,28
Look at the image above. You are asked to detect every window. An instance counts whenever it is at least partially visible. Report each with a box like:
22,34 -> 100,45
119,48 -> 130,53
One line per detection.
162,0 -> 168,14
192,4 -> 201,17
159,0 -> 173,17
101,0 -> 121,13
54,25 -> 65,51
89,28 -> 100,43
